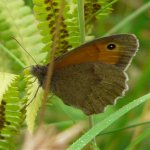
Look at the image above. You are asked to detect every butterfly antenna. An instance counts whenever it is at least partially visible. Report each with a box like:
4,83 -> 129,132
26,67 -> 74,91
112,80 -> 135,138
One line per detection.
11,37 -> 38,65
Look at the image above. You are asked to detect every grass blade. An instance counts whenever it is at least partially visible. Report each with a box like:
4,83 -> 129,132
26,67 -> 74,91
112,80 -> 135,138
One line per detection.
68,93 -> 150,150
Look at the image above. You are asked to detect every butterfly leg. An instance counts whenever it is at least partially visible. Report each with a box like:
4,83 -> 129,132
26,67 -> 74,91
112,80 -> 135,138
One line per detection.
26,85 -> 41,107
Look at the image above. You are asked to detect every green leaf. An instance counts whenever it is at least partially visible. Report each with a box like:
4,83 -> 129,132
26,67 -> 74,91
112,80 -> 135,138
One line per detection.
0,0 -> 45,72
33,0 -> 80,62
68,93 -> 150,150
85,0 -> 118,33
105,1 -> 150,36
0,72 -> 17,104
125,127 -> 150,150
0,73 -> 25,150
25,76 -> 44,133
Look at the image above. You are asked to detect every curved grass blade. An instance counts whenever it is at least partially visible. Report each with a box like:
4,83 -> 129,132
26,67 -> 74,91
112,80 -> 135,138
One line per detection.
68,93 -> 150,150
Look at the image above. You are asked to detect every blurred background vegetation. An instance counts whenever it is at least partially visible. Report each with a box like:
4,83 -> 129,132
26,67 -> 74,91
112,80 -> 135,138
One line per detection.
0,0 -> 150,149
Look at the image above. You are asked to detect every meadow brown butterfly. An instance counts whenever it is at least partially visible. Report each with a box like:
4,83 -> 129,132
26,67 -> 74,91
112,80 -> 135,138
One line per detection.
31,34 -> 139,115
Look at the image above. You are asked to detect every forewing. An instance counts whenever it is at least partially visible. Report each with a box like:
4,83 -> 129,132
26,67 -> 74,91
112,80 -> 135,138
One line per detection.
54,34 -> 139,71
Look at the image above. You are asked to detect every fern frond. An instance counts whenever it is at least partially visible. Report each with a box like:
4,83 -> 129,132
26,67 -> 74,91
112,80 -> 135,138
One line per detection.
0,73 -> 25,150
33,0 -> 80,62
84,0 -> 101,22
85,0 -> 118,25
0,0 -> 45,72
63,1 -> 81,48
25,75 -> 44,133
33,0 -> 117,63
0,72 -> 17,104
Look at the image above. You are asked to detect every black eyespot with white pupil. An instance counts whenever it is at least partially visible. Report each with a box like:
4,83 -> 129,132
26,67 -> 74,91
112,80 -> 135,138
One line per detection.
107,43 -> 116,50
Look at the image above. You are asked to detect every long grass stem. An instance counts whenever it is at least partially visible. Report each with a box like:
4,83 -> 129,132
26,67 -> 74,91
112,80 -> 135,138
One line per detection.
105,1 -> 150,35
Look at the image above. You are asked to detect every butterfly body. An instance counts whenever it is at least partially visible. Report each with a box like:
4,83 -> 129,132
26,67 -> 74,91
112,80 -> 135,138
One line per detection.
31,34 -> 139,115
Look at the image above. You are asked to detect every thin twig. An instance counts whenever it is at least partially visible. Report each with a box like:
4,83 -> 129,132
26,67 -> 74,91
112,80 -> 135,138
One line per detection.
38,0 -> 65,125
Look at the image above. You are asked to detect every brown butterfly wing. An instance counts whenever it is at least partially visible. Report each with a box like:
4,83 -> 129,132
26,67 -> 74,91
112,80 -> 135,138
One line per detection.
51,34 -> 139,115
54,34 -> 139,70
52,62 -> 127,115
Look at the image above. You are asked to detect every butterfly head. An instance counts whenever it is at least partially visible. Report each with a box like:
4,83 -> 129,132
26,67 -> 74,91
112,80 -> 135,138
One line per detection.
30,65 -> 48,86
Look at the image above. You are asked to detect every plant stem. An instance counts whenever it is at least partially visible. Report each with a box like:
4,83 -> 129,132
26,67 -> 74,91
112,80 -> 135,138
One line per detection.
77,0 -> 85,43
38,0 -> 65,126
89,116 -> 99,149
105,1 -> 150,35
77,0 -> 99,148
0,44 -> 25,68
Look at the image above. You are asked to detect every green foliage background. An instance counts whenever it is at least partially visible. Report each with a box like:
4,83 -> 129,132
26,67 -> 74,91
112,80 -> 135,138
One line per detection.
0,0 -> 150,149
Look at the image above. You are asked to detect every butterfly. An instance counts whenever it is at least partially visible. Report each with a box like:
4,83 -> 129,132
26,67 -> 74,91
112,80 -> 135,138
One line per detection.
31,34 -> 139,115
